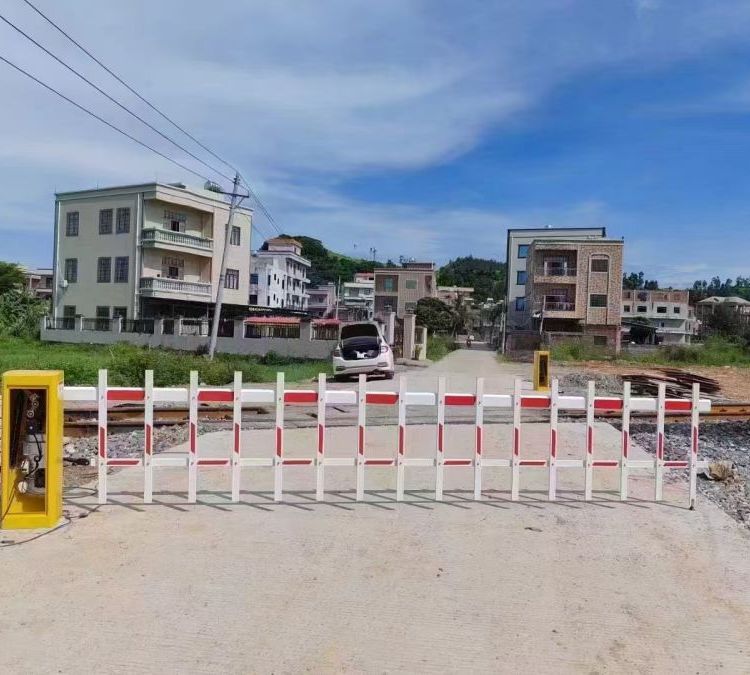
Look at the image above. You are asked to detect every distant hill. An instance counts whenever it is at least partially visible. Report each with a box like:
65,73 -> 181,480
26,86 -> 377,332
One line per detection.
437,256 -> 506,302
286,235 -> 386,286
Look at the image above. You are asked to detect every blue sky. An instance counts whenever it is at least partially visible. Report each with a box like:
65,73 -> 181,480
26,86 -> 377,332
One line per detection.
1,0 -> 750,286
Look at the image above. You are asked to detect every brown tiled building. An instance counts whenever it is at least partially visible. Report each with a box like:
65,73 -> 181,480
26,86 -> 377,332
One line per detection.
523,238 -> 624,352
374,262 -> 436,319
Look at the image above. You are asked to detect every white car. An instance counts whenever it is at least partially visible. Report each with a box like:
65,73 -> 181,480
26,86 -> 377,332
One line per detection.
332,322 -> 395,380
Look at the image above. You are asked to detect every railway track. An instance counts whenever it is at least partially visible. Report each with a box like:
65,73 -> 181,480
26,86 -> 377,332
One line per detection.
60,401 -> 750,437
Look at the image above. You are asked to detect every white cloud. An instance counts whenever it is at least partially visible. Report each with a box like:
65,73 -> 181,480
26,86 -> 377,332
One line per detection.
2,0 -> 750,266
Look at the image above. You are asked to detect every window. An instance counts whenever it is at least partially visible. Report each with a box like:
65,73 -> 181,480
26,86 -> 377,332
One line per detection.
64,258 -> 78,283
164,210 -> 186,232
517,244 -> 529,259
250,273 -> 259,284
383,277 -> 395,292
65,211 -> 79,236
593,335 -> 608,346
589,294 -> 607,308
673,306 -> 681,314
166,266 -> 180,279
99,209 -> 113,234
112,307 -> 127,319
405,302 -> 417,313
116,208 -> 130,233
249,294 -> 258,305
114,257 -> 129,283
656,306 -> 667,314
623,305 -> 631,313
230,226 -> 241,246
636,305 -> 647,313
97,257 -> 111,283
515,296 -> 526,311
516,270 -> 527,285
44,276 -> 53,289
225,268 -> 240,290
404,279 -> 417,290
96,306 -> 110,318
63,305 -> 76,317
591,258 -> 609,272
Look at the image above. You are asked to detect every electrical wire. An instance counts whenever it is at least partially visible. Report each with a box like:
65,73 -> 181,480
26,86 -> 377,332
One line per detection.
0,53 -> 217,185
0,11 -> 233,189
20,0 -> 240,178
13,0 -> 285,234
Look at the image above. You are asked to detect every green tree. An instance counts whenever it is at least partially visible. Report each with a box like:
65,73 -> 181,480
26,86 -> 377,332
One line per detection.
0,289 -> 47,339
437,256 -> 506,302
415,297 -> 456,334
704,304 -> 744,338
623,271 -> 659,290
0,261 -> 25,295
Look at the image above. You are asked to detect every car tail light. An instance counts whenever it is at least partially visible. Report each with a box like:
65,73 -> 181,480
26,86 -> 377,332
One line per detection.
333,345 -> 342,357
380,343 -> 389,354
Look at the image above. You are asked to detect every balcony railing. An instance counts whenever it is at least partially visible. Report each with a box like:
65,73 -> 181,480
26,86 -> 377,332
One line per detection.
141,228 -> 213,252
140,277 -> 211,297
46,317 -> 75,330
537,265 -> 577,277
543,301 -> 576,312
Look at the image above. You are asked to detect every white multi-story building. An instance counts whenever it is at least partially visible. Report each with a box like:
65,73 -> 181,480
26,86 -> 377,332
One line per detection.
622,289 -> 697,344
250,237 -> 311,310
52,182 -> 252,321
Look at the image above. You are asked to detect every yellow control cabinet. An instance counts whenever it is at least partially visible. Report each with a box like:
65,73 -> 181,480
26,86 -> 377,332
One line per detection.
533,351 -> 551,392
1,371 -> 64,530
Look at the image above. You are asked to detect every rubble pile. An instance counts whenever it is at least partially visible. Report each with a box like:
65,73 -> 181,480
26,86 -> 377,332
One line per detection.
558,372 -> 623,395
629,420 -> 750,527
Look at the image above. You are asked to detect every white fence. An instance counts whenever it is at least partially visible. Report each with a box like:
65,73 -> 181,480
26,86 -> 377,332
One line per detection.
62,370 -> 713,508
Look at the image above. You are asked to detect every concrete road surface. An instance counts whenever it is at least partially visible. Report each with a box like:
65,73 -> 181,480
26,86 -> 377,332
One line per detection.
1,401 -> 750,672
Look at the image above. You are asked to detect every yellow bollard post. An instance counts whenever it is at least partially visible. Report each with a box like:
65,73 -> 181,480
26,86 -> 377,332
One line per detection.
533,351 -> 551,392
1,371 -> 64,530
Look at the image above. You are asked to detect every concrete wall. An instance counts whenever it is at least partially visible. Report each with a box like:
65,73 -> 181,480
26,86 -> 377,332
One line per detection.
41,318 -> 336,360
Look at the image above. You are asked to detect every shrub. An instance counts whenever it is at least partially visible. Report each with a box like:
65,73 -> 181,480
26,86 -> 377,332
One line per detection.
427,334 -> 457,361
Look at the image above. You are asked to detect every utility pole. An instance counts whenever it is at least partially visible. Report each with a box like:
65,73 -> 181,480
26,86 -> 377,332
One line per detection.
208,172 -> 242,360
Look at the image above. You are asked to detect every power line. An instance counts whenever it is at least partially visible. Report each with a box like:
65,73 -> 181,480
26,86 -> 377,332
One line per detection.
0,11 -> 234,189
18,0 -> 285,236
20,0 -> 239,178
0,53 -> 217,185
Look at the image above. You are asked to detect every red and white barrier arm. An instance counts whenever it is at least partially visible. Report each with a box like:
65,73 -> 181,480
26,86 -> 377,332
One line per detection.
274,372 -> 284,502
655,382 -> 666,502
435,377 -> 446,501
356,374 -> 366,501
396,377 -> 407,501
188,370 -> 198,504
689,383 -> 700,510
97,369 -> 108,505
473,377 -> 484,500
620,381 -> 631,501
511,377 -> 521,501
144,370 -> 154,503
316,373 -> 326,501
548,378 -> 559,501
231,371 -> 242,503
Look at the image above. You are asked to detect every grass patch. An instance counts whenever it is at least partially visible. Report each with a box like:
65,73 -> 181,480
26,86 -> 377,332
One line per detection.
427,334 -> 457,362
0,338 -> 329,386
550,337 -> 750,367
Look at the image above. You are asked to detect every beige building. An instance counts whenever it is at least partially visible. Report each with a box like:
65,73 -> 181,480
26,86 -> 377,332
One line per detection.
437,286 -> 474,306
523,238 -> 624,352
52,182 -> 252,321
622,289 -> 697,344
23,267 -> 54,300
374,262 -> 436,319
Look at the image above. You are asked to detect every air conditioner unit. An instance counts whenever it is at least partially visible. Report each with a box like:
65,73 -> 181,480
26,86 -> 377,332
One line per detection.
59,279 -> 68,289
